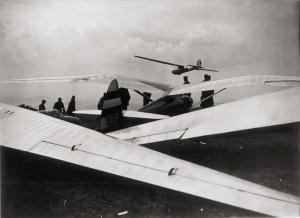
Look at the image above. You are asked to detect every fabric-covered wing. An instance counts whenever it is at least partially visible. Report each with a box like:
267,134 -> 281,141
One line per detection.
109,87 -> 300,144
0,74 -> 172,93
1,103 -> 299,217
169,75 -> 300,95
74,110 -> 169,119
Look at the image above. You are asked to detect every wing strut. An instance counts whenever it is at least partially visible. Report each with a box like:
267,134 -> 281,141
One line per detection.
134,89 -> 154,104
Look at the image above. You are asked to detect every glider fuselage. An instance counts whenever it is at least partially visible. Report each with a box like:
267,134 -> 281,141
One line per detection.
139,94 -> 193,116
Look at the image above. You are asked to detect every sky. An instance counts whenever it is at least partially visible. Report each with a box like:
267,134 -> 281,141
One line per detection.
0,0 -> 299,109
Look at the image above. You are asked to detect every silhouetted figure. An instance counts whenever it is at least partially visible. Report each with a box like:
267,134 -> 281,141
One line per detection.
39,100 -> 46,111
200,74 -> 214,108
183,76 -> 191,97
67,96 -> 76,116
183,76 -> 190,84
120,88 -> 131,110
53,97 -> 65,113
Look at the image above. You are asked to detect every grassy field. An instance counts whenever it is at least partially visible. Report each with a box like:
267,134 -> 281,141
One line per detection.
1,123 -> 299,218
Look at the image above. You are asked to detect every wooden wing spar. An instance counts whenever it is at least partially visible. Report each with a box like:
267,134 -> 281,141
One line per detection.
1,103 -> 299,217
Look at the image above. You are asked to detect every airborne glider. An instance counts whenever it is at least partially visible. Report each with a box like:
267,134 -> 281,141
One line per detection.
134,55 -> 218,75
0,74 -> 300,216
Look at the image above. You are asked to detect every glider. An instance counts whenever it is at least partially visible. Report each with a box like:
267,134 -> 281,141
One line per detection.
1,74 -> 299,119
134,55 -> 218,75
1,73 -> 300,217
109,86 -> 300,144
0,102 -> 299,217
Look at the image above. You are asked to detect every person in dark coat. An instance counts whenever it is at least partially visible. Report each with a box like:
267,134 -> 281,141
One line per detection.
53,97 -> 65,113
119,88 -> 131,110
200,74 -> 214,108
183,76 -> 191,97
183,76 -> 190,85
39,100 -> 46,111
67,95 -> 76,116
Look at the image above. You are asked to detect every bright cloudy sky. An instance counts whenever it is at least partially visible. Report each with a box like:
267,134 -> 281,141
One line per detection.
0,0 -> 299,108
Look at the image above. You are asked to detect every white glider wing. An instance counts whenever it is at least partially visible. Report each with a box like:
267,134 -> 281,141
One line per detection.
1,74 -> 298,95
169,75 -> 300,95
74,110 -> 169,119
1,103 -> 299,217
0,74 -> 172,93
109,87 -> 300,144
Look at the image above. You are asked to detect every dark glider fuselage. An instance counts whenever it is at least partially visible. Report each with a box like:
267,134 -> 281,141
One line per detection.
139,94 -> 193,116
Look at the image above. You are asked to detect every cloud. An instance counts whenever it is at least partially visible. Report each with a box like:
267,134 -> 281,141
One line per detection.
0,0 -> 298,105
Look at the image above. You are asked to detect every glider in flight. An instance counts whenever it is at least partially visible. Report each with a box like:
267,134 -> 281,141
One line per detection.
134,55 -> 218,75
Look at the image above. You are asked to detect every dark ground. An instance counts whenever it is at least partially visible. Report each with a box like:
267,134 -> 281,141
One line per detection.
1,123 -> 299,218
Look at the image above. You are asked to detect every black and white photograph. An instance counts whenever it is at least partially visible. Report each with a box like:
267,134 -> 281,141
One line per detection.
0,0 -> 299,217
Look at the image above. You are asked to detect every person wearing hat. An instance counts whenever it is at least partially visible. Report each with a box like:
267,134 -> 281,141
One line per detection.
200,74 -> 214,108
39,100 -> 46,111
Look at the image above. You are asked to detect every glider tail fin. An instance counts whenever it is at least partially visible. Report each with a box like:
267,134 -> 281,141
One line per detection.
97,79 -> 123,132
96,79 -> 131,132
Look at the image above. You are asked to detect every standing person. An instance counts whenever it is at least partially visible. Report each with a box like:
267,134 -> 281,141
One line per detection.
39,100 -> 46,111
183,76 -> 191,97
67,95 -> 76,116
53,97 -> 65,113
200,74 -> 214,108
183,76 -> 190,84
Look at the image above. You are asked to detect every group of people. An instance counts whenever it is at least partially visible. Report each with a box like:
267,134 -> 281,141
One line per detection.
183,74 -> 214,108
38,96 -> 76,116
38,74 -> 213,116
